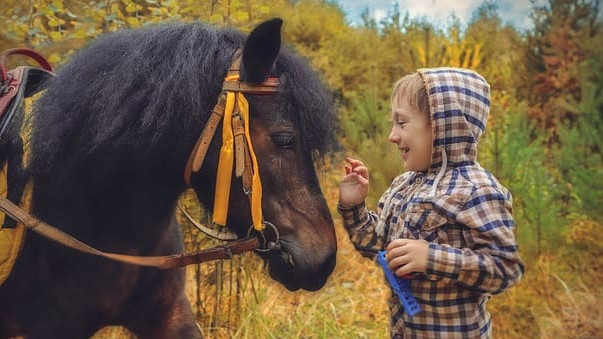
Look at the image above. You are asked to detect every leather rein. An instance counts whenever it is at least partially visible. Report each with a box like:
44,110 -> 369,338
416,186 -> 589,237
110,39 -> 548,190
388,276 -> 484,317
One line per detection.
0,49 -> 280,269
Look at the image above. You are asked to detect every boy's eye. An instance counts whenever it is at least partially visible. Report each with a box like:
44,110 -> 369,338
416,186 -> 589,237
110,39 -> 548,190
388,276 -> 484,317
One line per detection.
396,120 -> 406,126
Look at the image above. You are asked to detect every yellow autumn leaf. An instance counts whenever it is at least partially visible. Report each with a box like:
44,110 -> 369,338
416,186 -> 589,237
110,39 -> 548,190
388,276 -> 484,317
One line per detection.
39,5 -> 54,17
49,31 -> 62,41
125,4 -> 136,13
92,9 -> 106,20
126,17 -> 139,27
73,29 -> 87,39
48,53 -> 61,65
48,17 -> 60,28
210,14 -> 223,23
51,0 -> 64,11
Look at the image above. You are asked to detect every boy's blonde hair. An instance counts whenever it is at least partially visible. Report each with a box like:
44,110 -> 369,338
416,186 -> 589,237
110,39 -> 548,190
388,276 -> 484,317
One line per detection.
391,73 -> 430,120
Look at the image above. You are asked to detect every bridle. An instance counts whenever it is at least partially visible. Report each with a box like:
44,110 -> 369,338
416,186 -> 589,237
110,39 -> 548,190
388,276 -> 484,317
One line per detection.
0,49 -> 285,268
182,48 -> 283,248
184,49 -> 278,233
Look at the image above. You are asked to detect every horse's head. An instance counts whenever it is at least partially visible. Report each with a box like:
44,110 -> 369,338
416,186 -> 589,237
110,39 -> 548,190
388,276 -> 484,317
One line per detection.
191,19 -> 338,291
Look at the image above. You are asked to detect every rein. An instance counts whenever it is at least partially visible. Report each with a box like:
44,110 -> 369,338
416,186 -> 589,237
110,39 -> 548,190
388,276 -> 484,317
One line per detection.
0,196 -> 259,269
0,49 -> 280,268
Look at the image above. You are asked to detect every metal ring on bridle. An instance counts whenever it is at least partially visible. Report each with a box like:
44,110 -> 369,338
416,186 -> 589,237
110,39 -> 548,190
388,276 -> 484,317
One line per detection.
246,220 -> 279,252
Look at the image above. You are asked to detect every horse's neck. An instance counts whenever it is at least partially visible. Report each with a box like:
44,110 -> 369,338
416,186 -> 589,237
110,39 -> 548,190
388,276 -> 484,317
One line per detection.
34,170 -> 183,250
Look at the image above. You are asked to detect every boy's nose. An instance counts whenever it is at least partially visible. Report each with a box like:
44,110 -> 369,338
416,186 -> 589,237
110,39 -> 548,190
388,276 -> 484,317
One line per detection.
388,129 -> 398,144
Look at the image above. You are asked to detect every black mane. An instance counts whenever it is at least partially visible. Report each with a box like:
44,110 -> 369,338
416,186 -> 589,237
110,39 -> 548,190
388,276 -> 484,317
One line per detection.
29,22 -> 337,179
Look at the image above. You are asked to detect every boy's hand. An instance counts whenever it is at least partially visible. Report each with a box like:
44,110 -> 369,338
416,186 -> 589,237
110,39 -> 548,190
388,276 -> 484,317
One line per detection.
338,157 -> 369,208
386,239 -> 429,277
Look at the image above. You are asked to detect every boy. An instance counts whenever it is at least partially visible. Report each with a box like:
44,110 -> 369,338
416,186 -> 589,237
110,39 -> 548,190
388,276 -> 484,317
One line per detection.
338,68 -> 524,338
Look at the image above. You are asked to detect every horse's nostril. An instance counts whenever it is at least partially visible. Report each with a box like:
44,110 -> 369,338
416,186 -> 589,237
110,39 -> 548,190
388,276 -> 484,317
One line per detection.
267,241 -> 282,251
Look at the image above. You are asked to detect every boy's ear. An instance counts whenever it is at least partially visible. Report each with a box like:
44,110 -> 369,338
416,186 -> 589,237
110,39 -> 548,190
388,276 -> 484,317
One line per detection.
241,18 -> 282,83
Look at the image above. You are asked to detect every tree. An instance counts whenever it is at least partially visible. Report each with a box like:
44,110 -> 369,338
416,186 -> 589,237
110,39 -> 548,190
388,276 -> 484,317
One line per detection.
523,0 -> 601,132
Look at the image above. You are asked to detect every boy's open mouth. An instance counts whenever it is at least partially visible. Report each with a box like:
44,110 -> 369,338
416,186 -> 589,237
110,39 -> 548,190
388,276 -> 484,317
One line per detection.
401,147 -> 410,160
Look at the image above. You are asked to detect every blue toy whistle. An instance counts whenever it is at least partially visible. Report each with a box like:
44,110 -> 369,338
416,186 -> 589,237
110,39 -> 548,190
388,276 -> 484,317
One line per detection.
377,250 -> 421,316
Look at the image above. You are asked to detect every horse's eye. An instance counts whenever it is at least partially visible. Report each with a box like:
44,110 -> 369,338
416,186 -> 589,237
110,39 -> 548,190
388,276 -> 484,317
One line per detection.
271,133 -> 295,148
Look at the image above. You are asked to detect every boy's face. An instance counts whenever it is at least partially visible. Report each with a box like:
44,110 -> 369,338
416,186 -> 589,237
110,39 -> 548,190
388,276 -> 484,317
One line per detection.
389,101 -> 432,171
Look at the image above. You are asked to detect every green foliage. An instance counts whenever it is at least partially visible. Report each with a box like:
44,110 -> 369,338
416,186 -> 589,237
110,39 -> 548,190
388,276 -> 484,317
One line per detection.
555,67 -> 603,220
480,106 -> 564,257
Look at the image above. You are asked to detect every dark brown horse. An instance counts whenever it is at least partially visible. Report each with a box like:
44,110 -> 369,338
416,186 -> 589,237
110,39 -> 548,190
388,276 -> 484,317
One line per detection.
0,18 -> 338,339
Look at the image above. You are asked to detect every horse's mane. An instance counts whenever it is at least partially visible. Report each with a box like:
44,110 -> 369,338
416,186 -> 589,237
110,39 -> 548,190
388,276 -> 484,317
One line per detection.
29,22 -> 337,179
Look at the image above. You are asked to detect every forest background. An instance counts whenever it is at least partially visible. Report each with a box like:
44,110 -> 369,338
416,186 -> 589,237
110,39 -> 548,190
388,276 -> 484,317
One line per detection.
1,0 -> 601,338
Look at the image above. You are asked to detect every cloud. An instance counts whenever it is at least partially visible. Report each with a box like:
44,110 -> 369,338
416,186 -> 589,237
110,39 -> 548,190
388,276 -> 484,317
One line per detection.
338,0 -> 394,23
398,0 -> 481,27
373,8 -> 388,22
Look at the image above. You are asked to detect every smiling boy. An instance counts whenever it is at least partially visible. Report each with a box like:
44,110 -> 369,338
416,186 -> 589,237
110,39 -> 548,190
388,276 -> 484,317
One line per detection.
338,69 -> 525,338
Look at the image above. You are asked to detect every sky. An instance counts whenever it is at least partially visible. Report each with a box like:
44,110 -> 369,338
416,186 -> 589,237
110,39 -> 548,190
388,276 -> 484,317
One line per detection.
338,0 -> 594,31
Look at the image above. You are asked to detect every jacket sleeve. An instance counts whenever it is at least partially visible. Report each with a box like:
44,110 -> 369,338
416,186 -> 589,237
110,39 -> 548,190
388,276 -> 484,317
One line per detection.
337,201 -> 385,258
424,185 -> 525,295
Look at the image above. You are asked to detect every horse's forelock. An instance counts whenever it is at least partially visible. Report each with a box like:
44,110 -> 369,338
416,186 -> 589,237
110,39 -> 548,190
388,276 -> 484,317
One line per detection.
275,50 -> 339,160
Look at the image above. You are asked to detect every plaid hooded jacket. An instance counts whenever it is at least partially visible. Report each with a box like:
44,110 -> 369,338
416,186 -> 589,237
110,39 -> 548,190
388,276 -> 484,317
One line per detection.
338,68 -> 525,338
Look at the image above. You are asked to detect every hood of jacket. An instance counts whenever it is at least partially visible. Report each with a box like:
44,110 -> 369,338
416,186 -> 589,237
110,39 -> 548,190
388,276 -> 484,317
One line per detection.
375,68 -> 495,235
418,68 -> 491,172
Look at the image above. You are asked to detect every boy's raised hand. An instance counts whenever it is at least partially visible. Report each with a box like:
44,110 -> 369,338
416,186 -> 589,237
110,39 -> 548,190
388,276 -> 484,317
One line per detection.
338,157 -> 369,208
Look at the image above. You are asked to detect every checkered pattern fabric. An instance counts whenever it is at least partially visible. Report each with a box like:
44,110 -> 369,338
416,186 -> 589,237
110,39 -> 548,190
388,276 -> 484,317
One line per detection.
338,68 -> 524,338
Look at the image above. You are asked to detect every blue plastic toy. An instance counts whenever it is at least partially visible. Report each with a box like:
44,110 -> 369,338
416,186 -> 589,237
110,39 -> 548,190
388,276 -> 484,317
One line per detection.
377,250 -> 421,316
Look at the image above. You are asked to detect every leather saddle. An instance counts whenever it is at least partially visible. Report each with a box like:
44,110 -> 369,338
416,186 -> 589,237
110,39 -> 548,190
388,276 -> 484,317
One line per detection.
0,48 -> 54,228
0,48 -> 54,140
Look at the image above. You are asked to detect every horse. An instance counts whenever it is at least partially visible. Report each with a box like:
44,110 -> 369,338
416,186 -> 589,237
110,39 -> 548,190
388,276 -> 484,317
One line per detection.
0,18 -> 338,339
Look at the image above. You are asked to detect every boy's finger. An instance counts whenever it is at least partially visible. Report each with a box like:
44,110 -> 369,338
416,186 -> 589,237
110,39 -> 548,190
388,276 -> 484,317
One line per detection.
357,175 -> 369,186
395,264 -> 414,278
388,254 -> 409,271
345,165 -> 351,175
386,238 -> 409,252
345,157 -> 365,168
386,245 -> 408,261
341,173 -> 365,185
353,166 -> 369,178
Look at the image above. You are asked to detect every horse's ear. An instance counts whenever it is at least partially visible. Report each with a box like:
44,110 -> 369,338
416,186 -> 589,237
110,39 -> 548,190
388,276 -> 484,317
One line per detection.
242,18 -> 282,83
